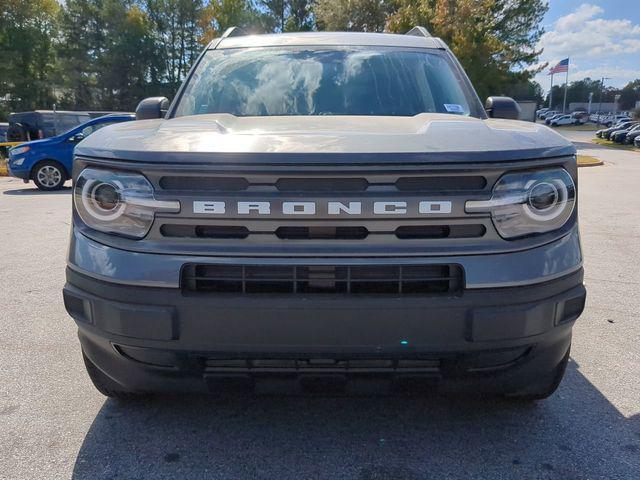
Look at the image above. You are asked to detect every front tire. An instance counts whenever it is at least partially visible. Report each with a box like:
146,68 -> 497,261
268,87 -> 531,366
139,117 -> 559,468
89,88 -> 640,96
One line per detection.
504,346 -> 570,401
32,161 -> 66,191
82,351 -> 144,400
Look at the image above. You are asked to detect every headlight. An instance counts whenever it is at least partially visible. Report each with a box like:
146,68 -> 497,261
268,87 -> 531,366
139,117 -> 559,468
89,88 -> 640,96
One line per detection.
10,146 -> 30,156
465,168 -> 575,239
74,168 -> 179,239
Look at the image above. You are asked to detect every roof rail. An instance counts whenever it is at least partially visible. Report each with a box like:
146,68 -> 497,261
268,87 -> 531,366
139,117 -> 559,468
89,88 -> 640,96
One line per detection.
221,26 -> 246,39
405,26 -> 431,38
206,26 -> 246,50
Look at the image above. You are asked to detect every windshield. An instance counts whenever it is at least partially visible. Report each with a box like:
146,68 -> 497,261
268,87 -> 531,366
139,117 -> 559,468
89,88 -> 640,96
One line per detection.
174,47 -> 481,118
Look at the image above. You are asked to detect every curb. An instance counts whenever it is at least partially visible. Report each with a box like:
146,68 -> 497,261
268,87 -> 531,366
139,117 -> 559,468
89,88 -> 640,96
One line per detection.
578,160 -> 604,168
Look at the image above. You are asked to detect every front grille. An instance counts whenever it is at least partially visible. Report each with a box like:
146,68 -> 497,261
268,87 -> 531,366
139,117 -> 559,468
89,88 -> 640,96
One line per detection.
275,226 -> 369,240
158,174 -> 487,193
181,264 -> 464,295
395,224 -> 486,239
161,224 -> 486,240
395,176 -> 487,191
204,357 -> 441,372
122,159 -> 574,257
159,176 -> 250,191
160,224 -> 250,239
145,166 -> 506,257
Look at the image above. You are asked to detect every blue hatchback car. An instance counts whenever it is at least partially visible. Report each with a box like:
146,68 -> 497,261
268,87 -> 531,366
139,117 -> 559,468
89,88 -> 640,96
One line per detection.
7,114 -> 135,190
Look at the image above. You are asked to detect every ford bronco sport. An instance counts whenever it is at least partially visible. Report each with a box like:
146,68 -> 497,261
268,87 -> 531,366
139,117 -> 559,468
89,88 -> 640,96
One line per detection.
63,27 -> 586,400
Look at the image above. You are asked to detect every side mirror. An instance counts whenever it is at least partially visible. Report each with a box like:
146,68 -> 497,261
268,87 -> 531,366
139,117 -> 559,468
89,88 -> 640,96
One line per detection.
485,96 -> 521,120
135,97 -> 170,120
69,133 -> 84,143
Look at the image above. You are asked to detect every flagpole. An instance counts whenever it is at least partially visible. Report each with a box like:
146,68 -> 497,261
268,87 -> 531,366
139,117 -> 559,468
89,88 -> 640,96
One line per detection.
549,73 -> 554,109
562,59 -> 570,113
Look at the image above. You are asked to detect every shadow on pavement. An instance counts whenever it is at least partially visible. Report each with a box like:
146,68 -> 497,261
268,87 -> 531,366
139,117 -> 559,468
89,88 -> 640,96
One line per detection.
2,186 -> 71,195
72,360 -> 640,480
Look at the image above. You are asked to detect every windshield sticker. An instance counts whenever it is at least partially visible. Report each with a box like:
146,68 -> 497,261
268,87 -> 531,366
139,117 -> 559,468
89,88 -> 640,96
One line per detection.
444,104 -> 465,114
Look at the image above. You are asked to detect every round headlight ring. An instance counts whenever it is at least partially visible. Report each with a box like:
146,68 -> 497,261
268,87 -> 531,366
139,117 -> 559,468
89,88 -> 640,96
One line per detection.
81,179 -> 126,221
92,182 -> 121,211
523,178 -> 569,222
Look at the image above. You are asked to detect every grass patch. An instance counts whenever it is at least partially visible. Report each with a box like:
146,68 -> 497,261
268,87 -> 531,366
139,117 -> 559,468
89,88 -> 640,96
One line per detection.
552,124 -> 599,131
0,159 -> 8,176
577,155 -> 603,167
592,138 -> 639,151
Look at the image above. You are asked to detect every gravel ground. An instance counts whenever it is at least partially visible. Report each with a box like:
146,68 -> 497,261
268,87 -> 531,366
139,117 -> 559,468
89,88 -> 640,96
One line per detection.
0,132 -> 638,479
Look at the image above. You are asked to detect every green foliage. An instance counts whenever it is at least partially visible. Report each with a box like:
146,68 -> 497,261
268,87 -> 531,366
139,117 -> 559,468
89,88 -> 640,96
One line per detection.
146,0 -> 205,87
260,0 -> 287,32
56,0 -> 102,109
99,2 -> 159,110
387,0 -> 548,100
0,0 -> 60,113
284,0 -> 314,32
501,74 -> 544,104
315,0 -> 391,32
201,0 -> 261,41
618,80 -> 640,111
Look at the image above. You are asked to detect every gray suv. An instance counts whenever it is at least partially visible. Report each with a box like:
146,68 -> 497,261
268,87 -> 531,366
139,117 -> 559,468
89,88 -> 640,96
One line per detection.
63,28 -> 586,400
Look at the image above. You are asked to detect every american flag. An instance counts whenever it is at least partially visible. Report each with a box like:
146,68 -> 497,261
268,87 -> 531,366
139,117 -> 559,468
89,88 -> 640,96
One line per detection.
549,58 -> 569,75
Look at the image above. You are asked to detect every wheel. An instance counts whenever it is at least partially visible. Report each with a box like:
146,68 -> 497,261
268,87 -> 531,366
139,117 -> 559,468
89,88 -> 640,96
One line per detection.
82,351 -> 144,400
504,345 -> 570,401
32,161 -> 66,191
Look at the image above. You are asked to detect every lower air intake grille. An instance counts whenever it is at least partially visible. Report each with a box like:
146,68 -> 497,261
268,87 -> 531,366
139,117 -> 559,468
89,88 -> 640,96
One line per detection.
182,264 -> 463,295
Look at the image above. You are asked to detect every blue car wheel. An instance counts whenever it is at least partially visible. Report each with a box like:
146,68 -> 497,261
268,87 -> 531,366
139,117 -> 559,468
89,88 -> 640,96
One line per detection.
32,160 -> 66,191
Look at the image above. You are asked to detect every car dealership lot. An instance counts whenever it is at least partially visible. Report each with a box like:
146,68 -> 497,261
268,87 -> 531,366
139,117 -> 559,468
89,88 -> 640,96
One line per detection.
0,134 -> 639,479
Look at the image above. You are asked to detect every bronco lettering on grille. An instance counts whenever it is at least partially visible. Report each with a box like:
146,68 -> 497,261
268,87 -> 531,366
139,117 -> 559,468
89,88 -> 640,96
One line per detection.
192,200 -> 453,215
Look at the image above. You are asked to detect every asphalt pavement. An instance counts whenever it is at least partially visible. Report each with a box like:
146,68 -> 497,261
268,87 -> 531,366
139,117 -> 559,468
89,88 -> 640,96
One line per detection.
0,130 -> 638,479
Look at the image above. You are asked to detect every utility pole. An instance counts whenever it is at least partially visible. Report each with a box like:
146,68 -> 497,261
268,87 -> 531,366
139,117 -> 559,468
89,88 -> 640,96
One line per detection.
562,61 -> 570,113
588,92 -> 593,114
53,103 -> 58,139
597,77 -> 611,125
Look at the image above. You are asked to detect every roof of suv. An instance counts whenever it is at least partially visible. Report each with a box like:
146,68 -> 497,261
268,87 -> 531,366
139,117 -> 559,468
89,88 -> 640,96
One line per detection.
214,31 -> 446,50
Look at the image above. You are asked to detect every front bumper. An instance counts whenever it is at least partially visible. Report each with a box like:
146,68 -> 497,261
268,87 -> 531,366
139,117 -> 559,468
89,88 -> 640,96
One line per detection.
64,259 -> 586,393
67,226 -> 583,289
7,161 -> 30,180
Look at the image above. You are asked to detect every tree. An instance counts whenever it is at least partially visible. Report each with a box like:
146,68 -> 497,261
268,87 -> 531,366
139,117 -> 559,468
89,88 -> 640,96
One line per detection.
199,0 -> 262,44
98,1 -> 158,110
618,79 -> 640,111
261,0 -> 287,32
545,78 -> 623,111
146,0 -> 205,93
57,0 -> 105,109
285,0 -> 314,32
0,0 -> 60,115
315,0 -> 391,32
387,0 -> 548,100
502,74 -> 544,105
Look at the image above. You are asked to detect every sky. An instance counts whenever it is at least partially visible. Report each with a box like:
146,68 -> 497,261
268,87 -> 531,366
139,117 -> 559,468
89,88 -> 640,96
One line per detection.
533,0 -> 640,92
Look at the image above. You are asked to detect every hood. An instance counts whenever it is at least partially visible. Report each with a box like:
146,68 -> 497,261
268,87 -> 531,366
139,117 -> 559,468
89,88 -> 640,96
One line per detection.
15,136 -> 61,149
75,113 -> 575,163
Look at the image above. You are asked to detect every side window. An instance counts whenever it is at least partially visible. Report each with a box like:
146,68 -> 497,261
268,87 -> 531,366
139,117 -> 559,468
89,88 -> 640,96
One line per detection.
81,121 -> 117,138
81,126 -> 95,137
82,122 -> 118,137
58,114 -> 83,133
